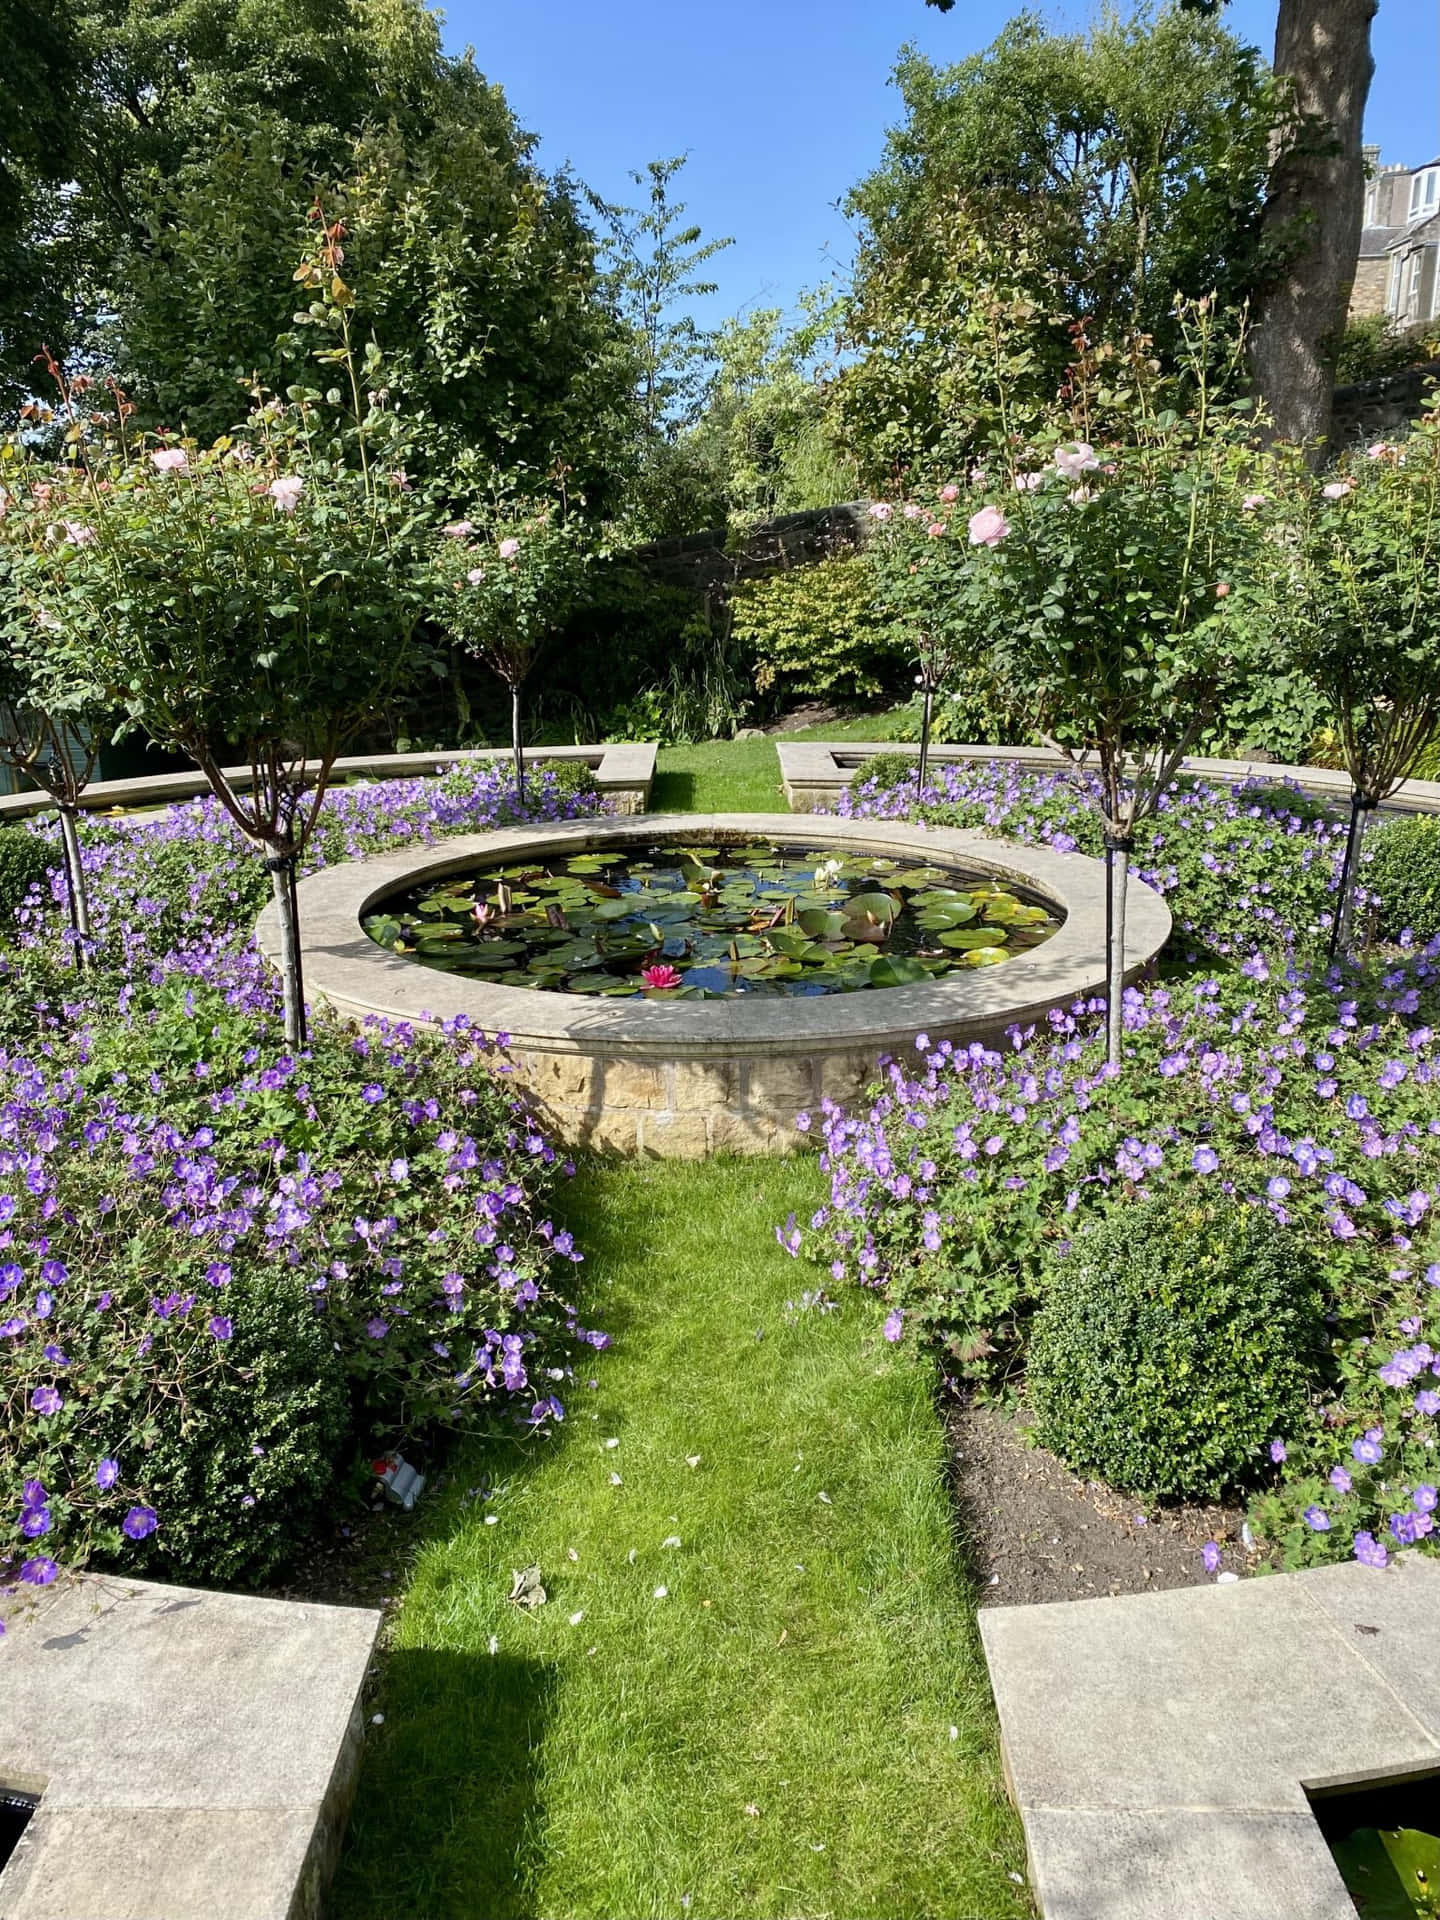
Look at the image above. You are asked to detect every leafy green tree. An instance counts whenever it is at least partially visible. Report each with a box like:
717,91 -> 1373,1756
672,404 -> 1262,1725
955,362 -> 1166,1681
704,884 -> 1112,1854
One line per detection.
587,156 -> 733,435
962,311 -> 1258,1064
836,6 -> 1280,488
683,300 -> 860,526
1269,408 -> 1440,953
2,232 -> 430,1044
429,507 -> 590,802
0,0 -> 81,416
19,0 -> 637,507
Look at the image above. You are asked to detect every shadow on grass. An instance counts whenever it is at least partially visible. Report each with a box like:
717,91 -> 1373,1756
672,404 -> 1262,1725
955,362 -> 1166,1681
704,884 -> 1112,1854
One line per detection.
649,767 -> 697,812
328,1650 -> 556,1920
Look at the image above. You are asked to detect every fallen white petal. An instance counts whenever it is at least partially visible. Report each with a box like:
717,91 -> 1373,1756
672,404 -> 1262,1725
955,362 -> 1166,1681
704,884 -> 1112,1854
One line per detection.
653,1584 -> 668,1599
569,1610 -> 585,1626
662,1535 -> 681,1549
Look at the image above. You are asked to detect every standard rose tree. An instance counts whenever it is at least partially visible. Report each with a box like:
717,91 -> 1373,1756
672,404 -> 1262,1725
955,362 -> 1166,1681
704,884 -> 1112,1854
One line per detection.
4,361 -> 427,1045
966,316 -> 1260,1064
430,510 -> 590,802
1267,405 -> 1440,955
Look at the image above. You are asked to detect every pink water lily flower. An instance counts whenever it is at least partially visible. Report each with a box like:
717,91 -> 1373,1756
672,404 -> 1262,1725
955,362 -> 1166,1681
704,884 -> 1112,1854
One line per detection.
641,964 -> 683,990
498,536 -> 521,560
268,475 -> 304,512
150,448 -> 188,473
1054,442 -> 1100,479
967,504 -> 1011,547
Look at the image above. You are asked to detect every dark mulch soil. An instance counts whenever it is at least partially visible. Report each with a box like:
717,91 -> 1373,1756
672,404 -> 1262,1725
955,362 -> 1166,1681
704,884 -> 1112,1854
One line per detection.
947,1398 -> 1267,1606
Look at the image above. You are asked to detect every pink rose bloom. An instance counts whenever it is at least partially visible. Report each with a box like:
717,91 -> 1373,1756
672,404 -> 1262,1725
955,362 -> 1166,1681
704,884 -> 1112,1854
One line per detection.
389,470 -> 412,490
902,503 -> 924,519
1014,471 -> 1045,492
466,567 -> 486,586
967,504 -> 1011,547
442,520 -> 474,538
268,475 -> 304,512
497,536 -> 521,559
867,502 -> 894,521
1366,441 -> 1392,459
938,484 -> 960,503
1241,492 -> 1267,510
1322,480 -> 1353,500
150,448 -> 188,473
48,519 -> 95,546
926,520 -> 946,539
640,964 -> 683,990
1054,442 -> 1100,479
1067,484 -> 1094,505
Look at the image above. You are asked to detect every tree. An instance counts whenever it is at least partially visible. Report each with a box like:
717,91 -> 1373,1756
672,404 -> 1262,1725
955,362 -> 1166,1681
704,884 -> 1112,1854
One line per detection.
838,7 -> 1280,488
964,314 -> 1257,1064
1245,0 -> 1377,452
587,157 -> 734,435
3,228 -> 429,1045
14,0 -> 638,508
1271,410 -> 1440,954
430,508 -> 590,804
926,0 -> 1381,453
0,0 -> 81,417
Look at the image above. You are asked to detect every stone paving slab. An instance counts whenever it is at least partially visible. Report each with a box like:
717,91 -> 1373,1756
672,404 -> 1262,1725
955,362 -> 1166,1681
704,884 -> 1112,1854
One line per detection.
1020,1809 -> 1359,1920
0,742 -> 656,821
980,1556 -> 1440,1919
778,739 -> 1440,818
0,1573 -> 380,1920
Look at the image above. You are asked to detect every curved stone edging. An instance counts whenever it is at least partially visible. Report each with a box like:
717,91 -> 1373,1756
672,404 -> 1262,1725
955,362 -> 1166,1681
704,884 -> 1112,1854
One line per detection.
776,740 -> 1440,818
261,812 -> 1169,1157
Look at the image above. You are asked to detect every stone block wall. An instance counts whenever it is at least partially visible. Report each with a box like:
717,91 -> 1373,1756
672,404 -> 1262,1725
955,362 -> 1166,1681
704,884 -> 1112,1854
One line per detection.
506,1045 -> 885,1157
1332,360 -> 1440,441
626,502 -> 871,600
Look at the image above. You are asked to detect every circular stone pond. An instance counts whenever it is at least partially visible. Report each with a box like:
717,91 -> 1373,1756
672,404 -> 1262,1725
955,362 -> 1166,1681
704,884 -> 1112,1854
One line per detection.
262,812 -> 1171,1158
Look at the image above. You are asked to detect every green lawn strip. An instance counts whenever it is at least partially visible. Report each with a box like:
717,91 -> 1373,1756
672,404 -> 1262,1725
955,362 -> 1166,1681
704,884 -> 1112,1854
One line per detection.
331,1158 -> 1027,1920
651,738 -> 786,813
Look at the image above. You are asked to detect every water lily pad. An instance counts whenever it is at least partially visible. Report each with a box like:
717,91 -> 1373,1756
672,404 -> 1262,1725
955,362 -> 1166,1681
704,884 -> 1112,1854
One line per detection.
959,946 -> 1009,967
868,954 -> 930,988
939,927 -> 1007,949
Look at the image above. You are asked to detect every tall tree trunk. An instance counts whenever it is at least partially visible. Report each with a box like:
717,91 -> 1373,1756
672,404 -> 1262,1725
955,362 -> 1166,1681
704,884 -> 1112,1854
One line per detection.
266,855 -> 306,1049
1248,0 -> 1376,455
511,685 -> 526,807
1106,842 -> 1130,1070
55,803 -> 91,962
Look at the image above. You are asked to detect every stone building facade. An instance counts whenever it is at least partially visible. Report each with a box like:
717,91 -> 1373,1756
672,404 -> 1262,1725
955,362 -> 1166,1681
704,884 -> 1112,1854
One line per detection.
1351,148 -> 1440,327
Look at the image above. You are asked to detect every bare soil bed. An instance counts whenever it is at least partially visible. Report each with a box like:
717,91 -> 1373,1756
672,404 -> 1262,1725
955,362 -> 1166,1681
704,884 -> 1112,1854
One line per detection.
948,1398 -> 1262,1607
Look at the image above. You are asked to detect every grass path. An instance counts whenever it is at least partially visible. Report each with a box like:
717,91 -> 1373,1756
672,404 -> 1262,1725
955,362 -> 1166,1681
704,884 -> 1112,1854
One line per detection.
328,735 -> 1026,1919
331,1159 -> 1026,1919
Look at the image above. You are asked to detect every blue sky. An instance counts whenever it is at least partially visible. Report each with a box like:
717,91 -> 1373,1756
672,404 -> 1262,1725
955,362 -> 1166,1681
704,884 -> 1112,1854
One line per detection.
441,0 -> 1440,330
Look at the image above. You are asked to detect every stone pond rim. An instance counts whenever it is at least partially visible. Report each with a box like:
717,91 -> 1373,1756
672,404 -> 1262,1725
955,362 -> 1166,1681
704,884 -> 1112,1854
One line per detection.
259,812 -> 1171,1158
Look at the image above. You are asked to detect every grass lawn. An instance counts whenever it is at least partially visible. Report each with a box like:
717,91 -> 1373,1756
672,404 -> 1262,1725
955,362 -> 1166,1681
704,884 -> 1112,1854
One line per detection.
648,707 -> 913,814
330,1158 -> 1027,1920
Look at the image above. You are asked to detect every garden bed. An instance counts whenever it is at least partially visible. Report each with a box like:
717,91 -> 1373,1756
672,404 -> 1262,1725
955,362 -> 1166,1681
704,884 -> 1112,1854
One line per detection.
951,1401 -> 1248,1607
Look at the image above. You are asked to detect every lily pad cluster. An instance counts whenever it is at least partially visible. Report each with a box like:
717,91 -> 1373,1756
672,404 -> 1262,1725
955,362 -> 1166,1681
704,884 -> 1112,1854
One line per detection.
365,842 -> 1061,997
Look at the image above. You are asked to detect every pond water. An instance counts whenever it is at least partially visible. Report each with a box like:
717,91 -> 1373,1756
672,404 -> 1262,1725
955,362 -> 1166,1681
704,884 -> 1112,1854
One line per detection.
364,841 -> 1063,998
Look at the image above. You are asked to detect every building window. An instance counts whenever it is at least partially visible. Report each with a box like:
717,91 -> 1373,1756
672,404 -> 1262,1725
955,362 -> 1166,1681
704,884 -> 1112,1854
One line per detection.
1406,251 -> 1423,315
1409,168 -> 1438,219
1387,253 -> 1402,313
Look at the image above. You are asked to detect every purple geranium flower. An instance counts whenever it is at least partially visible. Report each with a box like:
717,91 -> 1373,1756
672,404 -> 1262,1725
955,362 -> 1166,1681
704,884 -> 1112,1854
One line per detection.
121,1505 -> 158,1540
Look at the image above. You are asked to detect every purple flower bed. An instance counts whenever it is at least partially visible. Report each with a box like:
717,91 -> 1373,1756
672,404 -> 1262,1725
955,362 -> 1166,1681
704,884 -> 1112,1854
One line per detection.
788,760 -> 1440,1571
839,758 -> 1366,959
0,762 -> 608,1606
